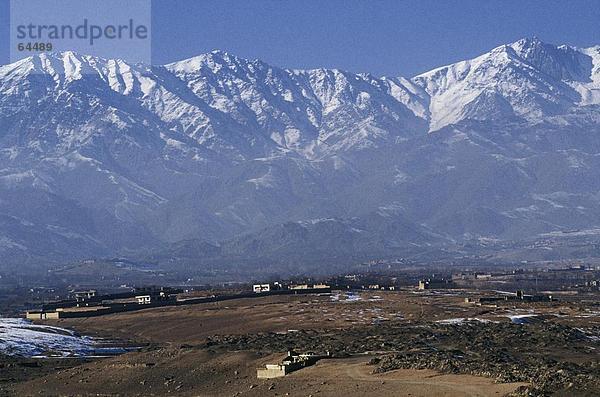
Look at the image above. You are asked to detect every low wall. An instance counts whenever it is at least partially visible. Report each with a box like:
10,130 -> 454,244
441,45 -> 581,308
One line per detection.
257,365 -> 287,378
26,311 -> 60,320
30,287 -> 332,319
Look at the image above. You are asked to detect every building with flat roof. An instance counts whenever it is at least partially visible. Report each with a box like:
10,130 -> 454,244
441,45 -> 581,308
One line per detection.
418,278 -> 453,290
253,284 -> 271,293
70,290 -> 97,302
136,295 -> 152,304
257,350 -> 329,379
26,311 -> 60,320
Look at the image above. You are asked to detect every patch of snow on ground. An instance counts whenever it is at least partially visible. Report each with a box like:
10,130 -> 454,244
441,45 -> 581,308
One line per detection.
436,318 -> 493,324
575,328 -> 600,342
0,318 -> 135,358
507,314 -> 539,324
331,292 -> 362,302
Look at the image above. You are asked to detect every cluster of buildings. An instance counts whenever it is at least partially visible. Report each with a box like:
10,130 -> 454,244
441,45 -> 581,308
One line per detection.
417,278 -> 454,290
327,274 -> 402,291
584,279 -> 600,290
25,265 -> 585,322
26,286 -> 181,320
465,290 -> 555,304
257,350 -> 330,379
26,282 -> 334,320
452,272 -> 494,281
252,282 -> 331,293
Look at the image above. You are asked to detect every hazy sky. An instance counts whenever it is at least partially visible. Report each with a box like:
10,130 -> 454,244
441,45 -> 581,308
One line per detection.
1,0 -> 599,76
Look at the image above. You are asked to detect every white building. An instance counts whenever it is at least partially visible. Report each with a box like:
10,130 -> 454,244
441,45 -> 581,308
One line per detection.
253,284 -> 271,293
136,295 -> 152,304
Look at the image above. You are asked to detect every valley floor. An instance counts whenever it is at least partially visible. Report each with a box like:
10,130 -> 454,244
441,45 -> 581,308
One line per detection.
2,290 -> 599,396
7,351 -> 527,397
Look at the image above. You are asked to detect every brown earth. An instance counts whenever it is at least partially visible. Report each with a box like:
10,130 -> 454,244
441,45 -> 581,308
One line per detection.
47,291 -> 490,344
4,289 -> 598,396
10,350 -> 527,397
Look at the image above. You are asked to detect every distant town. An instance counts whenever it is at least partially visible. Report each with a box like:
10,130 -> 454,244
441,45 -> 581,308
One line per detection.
19,262 -> 599,321
2,260 -> 599,396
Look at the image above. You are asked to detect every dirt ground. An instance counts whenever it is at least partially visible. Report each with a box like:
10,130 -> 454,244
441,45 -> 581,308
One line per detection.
48,291 -> 493,344
51,290 -> 597,344
10,350 -> 527,397
5,289 -> 598,396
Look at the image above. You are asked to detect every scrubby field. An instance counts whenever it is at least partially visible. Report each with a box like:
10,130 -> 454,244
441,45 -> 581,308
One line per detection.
2,290 -> 599,396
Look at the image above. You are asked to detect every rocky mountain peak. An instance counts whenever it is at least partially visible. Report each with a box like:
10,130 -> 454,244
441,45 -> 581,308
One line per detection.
1,39 -> 600,266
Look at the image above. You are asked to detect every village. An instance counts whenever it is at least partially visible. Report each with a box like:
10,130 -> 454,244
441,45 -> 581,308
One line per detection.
19,262 -> 600,322
24,282 -> 332,320
1,261 -> 599,397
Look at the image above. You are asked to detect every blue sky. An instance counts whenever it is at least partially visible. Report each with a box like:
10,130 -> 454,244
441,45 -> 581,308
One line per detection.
1,0 -> 599,76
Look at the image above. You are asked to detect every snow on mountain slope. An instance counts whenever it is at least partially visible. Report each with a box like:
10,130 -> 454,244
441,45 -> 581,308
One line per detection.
0,51 -> 147,99
165,51 -> 427,158
413,37 -> 600,131
295,69 -> 428,154
0,50 -> 427,162
4,38 -> 595,158
0,38 -> 600,267
571,45 -> 600,105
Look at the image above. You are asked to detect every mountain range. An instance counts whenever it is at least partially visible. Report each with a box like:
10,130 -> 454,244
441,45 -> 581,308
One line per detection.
1,37 -> 600,272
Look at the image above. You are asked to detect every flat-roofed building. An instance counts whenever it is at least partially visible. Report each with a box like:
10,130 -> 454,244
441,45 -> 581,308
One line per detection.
289,284 -> 309,290
26,311 -> 60,320
253,284 -> 271,293
136,295 -> 152,304
71,290 -> 97,302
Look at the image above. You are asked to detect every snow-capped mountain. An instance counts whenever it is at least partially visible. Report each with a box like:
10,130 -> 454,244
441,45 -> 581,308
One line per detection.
414,37 -> 600,130
1,37 -> 600,268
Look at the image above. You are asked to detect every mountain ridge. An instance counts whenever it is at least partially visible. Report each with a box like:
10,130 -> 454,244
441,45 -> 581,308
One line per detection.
1,37 -> 600,271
